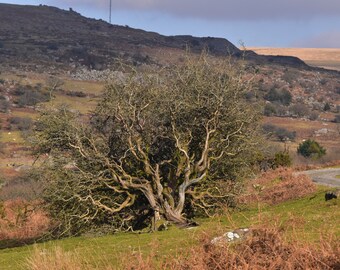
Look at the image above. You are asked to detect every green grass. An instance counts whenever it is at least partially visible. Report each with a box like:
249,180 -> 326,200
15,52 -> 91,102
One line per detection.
0,131 -> 24,144
62,79 -> 104,95
10,110 -> 38,119
42,95 -> 99,114
0,186 -> 338,270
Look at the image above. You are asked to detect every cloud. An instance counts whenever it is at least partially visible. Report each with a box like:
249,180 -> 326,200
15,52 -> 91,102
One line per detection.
48,0 -> 340,21
294,31 -> 340,48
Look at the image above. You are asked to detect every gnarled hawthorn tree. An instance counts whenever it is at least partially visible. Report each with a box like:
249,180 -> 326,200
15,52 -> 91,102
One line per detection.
35,55 -> 261,235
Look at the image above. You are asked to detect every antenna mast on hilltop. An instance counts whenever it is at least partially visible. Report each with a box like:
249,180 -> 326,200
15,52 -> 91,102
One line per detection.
109,0 -> 112,24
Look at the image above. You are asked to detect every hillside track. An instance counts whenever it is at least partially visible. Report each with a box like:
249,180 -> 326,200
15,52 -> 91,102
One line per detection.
296,168 -> 340,187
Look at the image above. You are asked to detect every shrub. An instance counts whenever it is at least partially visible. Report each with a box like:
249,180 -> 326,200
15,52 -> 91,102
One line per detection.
0,99 -> 10,113
47,43 -> 58,50
64,90 -> 86,97
0,171 -> 42,201
319,78 -> 328,85
334,114 -> 340,123
263,103 -> 277,116
264,88 -> 292,106
11,84 -> 50,107
323,102 -> 331,111
297,139 -> 326,159
262,124 -> 296,141
273,151 -> 292,168
308,111 -> 319,121
9,117 -> 34,131
289,103 -> 310,117
281,69 -> 298,83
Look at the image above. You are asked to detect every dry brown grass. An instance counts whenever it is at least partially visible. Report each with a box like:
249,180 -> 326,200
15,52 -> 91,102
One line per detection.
27,246 -> 115,270
240,168 -> 316,205
0,199 -> 50,241
157,227 -> 340,270
294,159 -> 340,171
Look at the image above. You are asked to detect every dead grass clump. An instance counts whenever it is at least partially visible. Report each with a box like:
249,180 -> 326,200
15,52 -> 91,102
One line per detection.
295,159 -> 340,171
26,246 -> 116,270
0,199 -> 50,241
240,167 -> 316,205
122,227 -> 339,270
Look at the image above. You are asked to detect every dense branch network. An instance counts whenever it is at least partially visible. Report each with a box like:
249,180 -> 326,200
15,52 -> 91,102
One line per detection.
35,55 -> 261,234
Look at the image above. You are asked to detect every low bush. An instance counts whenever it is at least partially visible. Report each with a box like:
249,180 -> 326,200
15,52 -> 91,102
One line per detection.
9,116 -> 34,131
297,139 -> 326,159
273,151 -> 292,168
264,88 -> 292,106
308,111 -> 319,121
0,199 -> 50,242
262,124 -> 296,141
64,90 -> 86,97
334,114 -> 340,123
323,102 -> 331,111
0,99 -> 10,113
12,85 -> 50,107
263,103 -> 277,116
289,103 -> 310,117
0,172 -> 42,201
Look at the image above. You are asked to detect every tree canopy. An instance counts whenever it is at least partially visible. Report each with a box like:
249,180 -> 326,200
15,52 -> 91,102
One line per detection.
34,55 -> 262,236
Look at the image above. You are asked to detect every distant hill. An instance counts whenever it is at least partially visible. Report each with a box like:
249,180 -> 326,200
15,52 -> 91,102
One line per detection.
249,47 -> 340,71
0,3 -> 308,72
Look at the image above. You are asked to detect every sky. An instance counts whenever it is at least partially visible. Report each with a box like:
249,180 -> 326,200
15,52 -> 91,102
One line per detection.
1,0 -> 340,48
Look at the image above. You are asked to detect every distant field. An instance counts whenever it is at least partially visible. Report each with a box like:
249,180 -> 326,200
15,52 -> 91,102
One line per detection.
248,47 -> 340,71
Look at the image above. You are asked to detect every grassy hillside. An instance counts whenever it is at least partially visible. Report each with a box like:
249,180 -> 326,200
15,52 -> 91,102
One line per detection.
0,185 -> 338,269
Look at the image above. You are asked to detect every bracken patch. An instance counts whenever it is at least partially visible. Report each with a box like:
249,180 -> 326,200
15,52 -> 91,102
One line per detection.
239,167 -> 316,205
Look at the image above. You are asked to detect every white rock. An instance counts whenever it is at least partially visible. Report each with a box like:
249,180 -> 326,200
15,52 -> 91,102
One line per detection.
233,233 -> 240,239
227,232 -> 234,239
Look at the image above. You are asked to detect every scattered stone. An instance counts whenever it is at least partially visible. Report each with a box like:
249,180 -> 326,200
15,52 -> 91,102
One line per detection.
211,228 -> 250,245
71,68 -> 125,82
315,128 -> 328,135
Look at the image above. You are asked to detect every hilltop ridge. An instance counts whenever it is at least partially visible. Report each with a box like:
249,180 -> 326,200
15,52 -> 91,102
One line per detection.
0,3 -> 308,72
